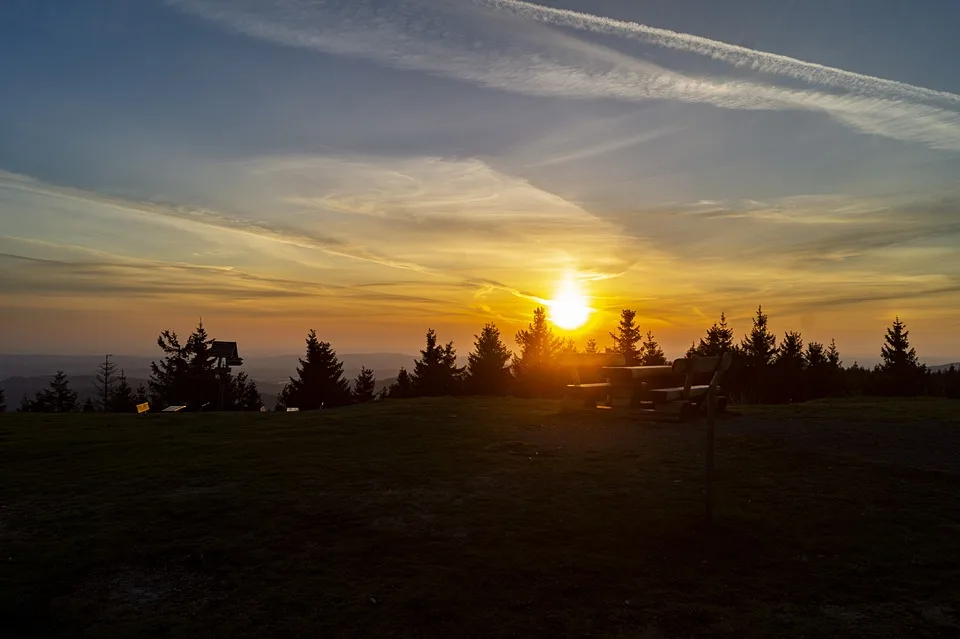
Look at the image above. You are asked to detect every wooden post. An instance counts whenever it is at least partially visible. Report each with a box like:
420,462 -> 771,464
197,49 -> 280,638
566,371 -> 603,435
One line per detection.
705,386 -> 716,527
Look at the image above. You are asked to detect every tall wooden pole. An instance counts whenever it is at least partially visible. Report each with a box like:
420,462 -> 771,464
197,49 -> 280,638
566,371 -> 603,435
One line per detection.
705,387 -> 716,527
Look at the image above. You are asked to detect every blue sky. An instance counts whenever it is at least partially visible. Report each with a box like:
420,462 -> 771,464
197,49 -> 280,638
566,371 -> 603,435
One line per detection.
1,0 -> 959,360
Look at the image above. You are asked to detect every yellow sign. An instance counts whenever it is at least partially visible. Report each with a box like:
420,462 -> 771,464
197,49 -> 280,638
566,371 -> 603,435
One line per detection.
136,402 -> 150,414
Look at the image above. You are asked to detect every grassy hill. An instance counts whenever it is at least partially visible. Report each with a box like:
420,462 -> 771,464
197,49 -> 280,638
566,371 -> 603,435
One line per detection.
2,397 -> 958,637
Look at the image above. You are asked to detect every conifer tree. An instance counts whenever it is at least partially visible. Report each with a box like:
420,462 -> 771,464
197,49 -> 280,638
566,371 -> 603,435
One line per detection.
47,371 -> 79,413
352,367 -> 377,403
639,331 -> 668,365
740,305 -> 776,365
879,317 -> 926,395
465,323 -> 513,396
584,338 -> 599,354
513,306 -> 564,396
773,331 -> 806,403
280,329 -> 352,409
110,371 -> 137,413
388,368 -> 414,399
804,341 -> 830,399
184,320 -> 218,407
688,312 -> 735,357
82,398 -> 97,413
230,371 -> 263,410
826,339 -> 842,370
134,384 -> 149,405
0,386 -> 5,413
610,309 -> 643,365
149,330 -> 187,407
94,355 -> 118,412
413,329 -> 462,396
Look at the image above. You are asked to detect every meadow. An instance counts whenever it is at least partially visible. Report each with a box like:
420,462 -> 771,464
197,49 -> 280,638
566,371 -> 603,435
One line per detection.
2,397 -> 958,637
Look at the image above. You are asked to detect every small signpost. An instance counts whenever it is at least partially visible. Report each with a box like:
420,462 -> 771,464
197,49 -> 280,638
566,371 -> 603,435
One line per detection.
136,402 -> 150,414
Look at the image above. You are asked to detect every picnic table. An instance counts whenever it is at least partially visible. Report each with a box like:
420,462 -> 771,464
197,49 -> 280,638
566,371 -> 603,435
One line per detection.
563,353 -> 732,420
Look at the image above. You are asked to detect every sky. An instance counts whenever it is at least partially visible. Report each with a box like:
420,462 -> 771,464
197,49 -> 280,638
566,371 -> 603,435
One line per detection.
1,0 -> 959,362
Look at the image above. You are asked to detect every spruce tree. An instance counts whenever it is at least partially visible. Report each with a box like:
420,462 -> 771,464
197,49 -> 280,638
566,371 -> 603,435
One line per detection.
94,355 -> 118,412
280,329 -> 351,409
389,368 -> 414,399
639,331 -> 667,365
879,317 -> 926,395
185,320 -> 218,408
740,305 -> 776,365
610,309 -> 643,365
465,323 -> 513,396
82,398 -> 97,413
584,338 -> 599,354
149,330 -> 187,408
413,329 -> 462,397
804,341 -> 829,399
352,367 -> 377,403
110,371 -> 137,413
826,339 -> 842,369
773,331 -> 806,403
688,312 -> 735,357
134,384 -> 149,405
513,306 -> 564,397
48,371 -> 79,413
230,371 -> 263,411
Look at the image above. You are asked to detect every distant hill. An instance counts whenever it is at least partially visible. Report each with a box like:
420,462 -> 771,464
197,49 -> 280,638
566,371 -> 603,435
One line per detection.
930,362 -> 960,372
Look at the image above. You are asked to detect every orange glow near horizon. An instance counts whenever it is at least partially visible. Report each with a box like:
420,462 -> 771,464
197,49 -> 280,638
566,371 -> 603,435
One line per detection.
548,276 -> 592,331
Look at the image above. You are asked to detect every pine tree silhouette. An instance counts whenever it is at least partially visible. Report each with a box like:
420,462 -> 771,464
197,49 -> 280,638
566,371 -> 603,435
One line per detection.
352,367 -> 377,403
110,371 -> 136,413
149,330 -> 187,408
879,317 -> 926,395
584,338 -> 599,354
465,323 -> 513,396
513,307 -> 564,397
94,355 -> 118,412
413,329 -> 462,397
773,331 -> 805,403
688,312 -> 735,357
639,331 -> 667,365
389,368 -> 414,399
230,372 -> 263,410
740,305 -> 776,365
48,371 -> 79,413
281,329 -> 352,409
610,309 -> 642,365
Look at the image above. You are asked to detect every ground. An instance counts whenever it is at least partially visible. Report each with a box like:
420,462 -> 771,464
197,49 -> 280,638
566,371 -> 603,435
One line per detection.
1,397 -> 959,638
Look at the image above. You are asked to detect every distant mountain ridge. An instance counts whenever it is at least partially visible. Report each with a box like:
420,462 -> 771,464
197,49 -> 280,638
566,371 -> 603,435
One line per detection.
930,362 -> 960,372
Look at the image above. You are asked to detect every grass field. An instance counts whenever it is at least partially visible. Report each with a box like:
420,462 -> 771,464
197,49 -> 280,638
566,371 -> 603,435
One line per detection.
2,397 -> 959,637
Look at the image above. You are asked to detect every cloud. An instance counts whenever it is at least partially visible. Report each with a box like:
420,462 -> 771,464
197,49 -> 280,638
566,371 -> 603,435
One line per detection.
480,0 -> 960,107
167,0 -> 960,150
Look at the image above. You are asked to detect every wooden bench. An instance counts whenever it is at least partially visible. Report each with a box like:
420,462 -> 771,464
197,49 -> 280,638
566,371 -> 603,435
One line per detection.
648,352 -> 733,420
560,352 -> 626,407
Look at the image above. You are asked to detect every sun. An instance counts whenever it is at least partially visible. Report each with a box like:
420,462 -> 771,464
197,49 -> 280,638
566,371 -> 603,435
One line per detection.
548,277 -> 592,330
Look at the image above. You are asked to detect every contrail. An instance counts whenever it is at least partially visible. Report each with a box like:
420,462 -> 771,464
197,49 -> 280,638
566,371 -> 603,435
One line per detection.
478,0 -> 960,107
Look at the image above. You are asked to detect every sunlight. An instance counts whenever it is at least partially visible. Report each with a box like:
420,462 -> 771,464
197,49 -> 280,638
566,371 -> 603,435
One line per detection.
548,276 -> 592,330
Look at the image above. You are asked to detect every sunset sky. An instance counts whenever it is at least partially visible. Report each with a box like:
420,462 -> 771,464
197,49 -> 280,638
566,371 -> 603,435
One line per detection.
2,0 -> 959,361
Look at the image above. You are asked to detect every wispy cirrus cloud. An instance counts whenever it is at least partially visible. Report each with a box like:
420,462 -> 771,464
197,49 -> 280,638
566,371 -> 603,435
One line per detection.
167,0 -> 960,150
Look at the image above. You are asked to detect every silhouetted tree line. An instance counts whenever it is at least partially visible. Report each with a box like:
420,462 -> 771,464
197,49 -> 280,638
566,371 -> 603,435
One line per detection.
683,308 -> 955,403
8,308 -> 955,414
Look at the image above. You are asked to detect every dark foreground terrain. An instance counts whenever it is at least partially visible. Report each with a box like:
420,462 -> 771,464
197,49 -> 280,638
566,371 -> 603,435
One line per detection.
2,397 -> 958,637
